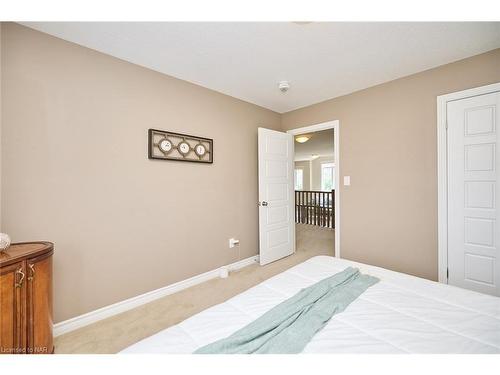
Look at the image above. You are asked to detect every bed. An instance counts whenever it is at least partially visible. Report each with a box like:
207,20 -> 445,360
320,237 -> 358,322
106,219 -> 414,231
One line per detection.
121,256 -> 500,353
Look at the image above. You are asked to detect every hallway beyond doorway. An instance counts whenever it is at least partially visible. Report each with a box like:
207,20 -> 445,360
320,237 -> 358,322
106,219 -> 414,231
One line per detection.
296,223 -> 335,257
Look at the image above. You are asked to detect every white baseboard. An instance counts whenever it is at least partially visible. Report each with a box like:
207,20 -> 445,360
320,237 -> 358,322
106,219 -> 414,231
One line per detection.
53,255 -> 259,337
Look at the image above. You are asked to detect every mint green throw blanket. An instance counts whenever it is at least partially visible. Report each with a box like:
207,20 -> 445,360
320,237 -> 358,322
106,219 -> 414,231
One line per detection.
194,267 -> 379,354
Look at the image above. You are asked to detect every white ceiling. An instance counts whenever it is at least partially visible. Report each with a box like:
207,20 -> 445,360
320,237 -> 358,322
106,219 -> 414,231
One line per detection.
294,129 -> 334,161
21,22 -> 500,113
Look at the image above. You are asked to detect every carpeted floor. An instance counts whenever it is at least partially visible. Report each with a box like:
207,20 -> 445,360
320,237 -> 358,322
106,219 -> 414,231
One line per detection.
54,224 -> 334,353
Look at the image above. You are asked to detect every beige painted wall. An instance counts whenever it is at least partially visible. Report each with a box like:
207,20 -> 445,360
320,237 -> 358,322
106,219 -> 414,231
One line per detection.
0,23 -> 281,322
2,22 -> 500,322
282,48 -> 500,281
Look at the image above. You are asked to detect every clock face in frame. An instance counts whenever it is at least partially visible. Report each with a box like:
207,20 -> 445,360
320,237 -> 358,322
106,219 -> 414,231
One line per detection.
194,143 -> 207,157
178,141 -> 191,155
159,138 -> 173,153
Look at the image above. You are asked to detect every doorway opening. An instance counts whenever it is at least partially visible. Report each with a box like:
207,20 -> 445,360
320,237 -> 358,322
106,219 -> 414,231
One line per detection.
288,121 -> 340,258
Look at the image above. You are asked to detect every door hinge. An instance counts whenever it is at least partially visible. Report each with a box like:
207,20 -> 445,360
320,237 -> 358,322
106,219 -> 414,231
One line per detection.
445,120 -> 448,130
446,268 -> 449,279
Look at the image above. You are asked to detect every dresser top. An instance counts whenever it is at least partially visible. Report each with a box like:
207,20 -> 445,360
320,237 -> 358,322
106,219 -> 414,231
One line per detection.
0,242 -> 54,267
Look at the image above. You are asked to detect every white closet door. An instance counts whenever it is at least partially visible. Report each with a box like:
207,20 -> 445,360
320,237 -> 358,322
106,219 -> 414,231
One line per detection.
447,91 -> 500,296
258,128 -> 295,265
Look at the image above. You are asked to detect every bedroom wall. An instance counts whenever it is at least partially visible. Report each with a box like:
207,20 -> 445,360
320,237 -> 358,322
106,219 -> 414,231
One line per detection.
281,48 -> 500,281
2,22 -> 500,322
0,23 -> 281,322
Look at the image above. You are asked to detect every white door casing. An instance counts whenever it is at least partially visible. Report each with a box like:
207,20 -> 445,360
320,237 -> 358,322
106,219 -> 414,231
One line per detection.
287,120 -> 340,258
258,128 -> 295,265
446,91 -> 500,296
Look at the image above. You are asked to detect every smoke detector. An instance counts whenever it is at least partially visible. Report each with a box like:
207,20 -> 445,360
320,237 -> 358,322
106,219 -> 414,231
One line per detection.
278,81 -> 290,93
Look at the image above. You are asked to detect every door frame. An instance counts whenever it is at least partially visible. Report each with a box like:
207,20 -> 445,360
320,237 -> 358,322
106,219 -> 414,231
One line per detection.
287,120 -> 340,258
437,82 -> 500,284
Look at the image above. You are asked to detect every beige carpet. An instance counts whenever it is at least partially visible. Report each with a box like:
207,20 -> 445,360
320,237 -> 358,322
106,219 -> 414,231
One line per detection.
54,224 -> 335,353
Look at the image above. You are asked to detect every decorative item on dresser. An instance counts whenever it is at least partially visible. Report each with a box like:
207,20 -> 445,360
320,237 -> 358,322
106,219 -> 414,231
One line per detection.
0,233 -> 11,252
0,242 -> 54,354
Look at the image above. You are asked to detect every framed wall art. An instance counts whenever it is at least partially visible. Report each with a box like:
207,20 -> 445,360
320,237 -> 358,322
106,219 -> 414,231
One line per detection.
148,129 -> 213,164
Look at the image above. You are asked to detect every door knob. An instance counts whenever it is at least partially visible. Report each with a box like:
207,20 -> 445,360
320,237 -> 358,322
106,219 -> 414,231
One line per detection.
261,201 -> 268,206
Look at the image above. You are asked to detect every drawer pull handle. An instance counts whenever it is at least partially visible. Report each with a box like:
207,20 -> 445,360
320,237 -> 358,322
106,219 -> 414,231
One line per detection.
15,267 -> 25,288
28,264 -> 35,281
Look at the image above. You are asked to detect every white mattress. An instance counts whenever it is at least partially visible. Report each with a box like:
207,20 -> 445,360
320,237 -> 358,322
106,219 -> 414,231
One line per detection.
121,256 -> 500,354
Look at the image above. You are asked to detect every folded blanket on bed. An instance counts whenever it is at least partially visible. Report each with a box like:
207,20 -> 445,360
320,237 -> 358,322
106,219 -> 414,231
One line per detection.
194,266 -> 379,354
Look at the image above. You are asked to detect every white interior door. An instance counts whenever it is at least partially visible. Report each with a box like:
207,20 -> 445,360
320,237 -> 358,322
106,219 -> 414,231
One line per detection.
447,91 -> 500,296
258,127 -> 295,265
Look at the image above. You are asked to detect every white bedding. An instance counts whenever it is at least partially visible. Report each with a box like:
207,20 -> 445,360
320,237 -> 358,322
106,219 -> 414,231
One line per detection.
121,256 -> 500,354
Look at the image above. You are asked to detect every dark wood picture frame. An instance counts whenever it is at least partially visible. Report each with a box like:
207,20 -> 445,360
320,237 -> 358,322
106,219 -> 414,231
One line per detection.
148,128 -> 214,164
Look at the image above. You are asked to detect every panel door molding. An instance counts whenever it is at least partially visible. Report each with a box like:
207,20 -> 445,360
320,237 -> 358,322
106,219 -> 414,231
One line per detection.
0,261 -> 26,354
26,253 -> 53,354
444,89 -> 499,296
258,127 -> 295,265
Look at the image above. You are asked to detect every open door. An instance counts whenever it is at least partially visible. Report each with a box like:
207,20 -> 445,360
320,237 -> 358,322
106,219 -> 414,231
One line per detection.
258,127 -> 295,265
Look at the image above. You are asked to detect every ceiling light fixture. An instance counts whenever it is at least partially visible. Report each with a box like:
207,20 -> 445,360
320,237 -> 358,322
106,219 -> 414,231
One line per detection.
278,81 -> 290,93
311,154 -> 320,160
295,135 -> 310,143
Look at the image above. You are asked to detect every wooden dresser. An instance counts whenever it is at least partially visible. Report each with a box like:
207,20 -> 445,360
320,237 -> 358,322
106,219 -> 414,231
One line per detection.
0,242 -> 54,354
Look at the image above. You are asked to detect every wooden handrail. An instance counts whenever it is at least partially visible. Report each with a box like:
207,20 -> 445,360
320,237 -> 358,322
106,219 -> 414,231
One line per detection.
296,190 -> 331,193
294,190 -> 335,228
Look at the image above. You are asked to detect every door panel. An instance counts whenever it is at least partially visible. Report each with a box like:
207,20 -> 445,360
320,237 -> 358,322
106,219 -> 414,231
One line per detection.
447,91 -> 500,296
0,261 -> 26,354
27,255 -> 53,354
258,128 -> 295,265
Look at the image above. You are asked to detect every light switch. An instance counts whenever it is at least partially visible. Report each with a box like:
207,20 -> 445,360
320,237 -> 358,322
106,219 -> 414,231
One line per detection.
343,176 -> 351,186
